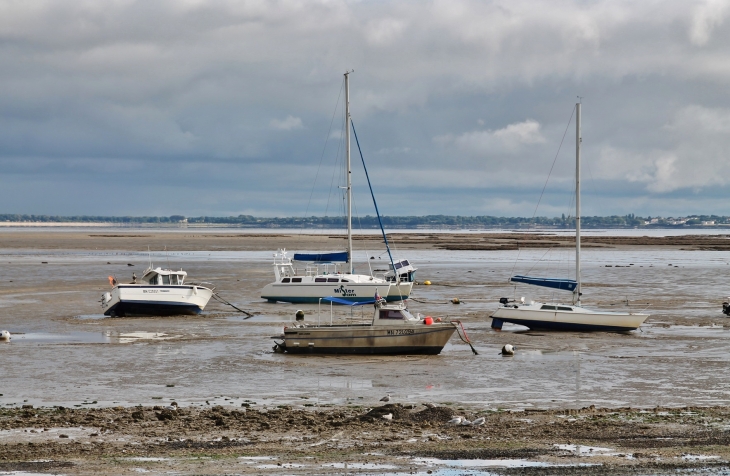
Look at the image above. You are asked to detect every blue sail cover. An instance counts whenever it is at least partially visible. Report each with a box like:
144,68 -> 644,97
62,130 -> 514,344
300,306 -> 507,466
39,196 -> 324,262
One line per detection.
293,251 -> 348,263
322,296 -> 376,306
510,275 -> 578,292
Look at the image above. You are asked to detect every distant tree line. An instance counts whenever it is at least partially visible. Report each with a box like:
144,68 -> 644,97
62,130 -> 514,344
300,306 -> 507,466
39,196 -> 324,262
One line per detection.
2,213 -> 729,228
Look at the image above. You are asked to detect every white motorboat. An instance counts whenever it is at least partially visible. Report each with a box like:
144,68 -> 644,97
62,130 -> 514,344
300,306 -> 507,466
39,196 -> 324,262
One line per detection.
101,266 -> 214,317
491,102 -> 649,332
261,71 -> 415,304
271,296 -> 457,355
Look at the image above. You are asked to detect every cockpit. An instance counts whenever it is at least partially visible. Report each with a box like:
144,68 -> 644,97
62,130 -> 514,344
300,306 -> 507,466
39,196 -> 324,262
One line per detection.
142,268 -> 187,286
378,308 -> 418,321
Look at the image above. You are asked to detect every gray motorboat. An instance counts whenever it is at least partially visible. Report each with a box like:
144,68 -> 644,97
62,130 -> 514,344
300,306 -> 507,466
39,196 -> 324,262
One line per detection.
272,296 -> 458,355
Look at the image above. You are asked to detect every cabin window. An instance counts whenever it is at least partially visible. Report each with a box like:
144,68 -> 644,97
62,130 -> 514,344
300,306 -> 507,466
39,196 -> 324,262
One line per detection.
540,305 -> 557,310
394,262 -> 403,269
292,278 -> 302,283
314,278 -> 327,283
327,278 -> 339,282
148,276 -> 159,285
162,275 -> 170,285
341,279 -> 350,283
379,310 -> 404,320
402,260 -> 410,266
557,306 -> 573,311
281,278 -> 290,283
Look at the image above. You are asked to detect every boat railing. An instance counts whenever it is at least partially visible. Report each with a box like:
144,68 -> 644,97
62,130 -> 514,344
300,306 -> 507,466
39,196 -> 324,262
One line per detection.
187,281 -> 216,291
316,298 -> 366,327
317,298 -> 334,327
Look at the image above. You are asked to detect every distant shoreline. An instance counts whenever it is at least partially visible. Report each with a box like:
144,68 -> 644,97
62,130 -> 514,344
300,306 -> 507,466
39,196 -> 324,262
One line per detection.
2,221 -> 730,231
3,213 -> 730,230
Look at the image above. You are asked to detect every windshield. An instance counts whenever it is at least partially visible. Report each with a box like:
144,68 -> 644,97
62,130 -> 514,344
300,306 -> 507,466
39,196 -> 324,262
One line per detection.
401,309 -> 417,321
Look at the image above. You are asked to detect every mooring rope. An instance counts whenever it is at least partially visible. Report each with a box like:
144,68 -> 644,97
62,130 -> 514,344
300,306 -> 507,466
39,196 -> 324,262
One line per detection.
212,293 -> 254,318
451,320 -> 479,355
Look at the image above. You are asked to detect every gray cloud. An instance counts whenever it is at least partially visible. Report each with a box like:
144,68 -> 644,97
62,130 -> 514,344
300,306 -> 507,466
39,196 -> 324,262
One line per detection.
1,0 -> 730,217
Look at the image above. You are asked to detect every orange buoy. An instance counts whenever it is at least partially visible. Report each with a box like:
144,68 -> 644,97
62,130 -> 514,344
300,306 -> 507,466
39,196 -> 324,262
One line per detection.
424,317 -> 433,325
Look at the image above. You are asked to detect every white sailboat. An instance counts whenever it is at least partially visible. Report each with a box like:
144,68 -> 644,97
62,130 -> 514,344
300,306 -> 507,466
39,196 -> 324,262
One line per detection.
261,72 -> 415,304
491,102 -> 649,332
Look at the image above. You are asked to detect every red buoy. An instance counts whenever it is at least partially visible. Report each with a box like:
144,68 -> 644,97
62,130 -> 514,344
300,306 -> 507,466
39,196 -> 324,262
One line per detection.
424,317 -> 433,325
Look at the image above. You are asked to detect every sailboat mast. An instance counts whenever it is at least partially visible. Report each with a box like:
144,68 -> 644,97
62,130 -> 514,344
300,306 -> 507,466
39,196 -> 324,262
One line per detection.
575,101 -> 581,306
345,71 -> 353,274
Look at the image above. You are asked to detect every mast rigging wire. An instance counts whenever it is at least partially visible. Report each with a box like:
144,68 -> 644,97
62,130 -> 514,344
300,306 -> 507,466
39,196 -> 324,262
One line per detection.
509,105 -> 577,281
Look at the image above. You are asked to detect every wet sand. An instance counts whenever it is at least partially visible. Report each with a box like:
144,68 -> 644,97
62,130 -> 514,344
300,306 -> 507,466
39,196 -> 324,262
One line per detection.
2,229 -> 730,251
2,404 -> 730,475
1,229 -> 730,474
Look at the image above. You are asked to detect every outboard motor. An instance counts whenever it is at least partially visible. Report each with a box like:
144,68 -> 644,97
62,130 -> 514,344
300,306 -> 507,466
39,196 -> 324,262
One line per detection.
723,301 -> 730,316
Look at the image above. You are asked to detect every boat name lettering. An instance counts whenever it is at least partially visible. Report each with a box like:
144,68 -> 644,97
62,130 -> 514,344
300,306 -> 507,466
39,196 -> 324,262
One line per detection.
333,285 -> 356,297
143,289 -> 158,293
387,329 -> 414,335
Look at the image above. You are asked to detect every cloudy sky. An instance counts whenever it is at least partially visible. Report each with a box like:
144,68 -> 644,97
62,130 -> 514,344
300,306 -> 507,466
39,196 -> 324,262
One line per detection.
2,0 -> 730,218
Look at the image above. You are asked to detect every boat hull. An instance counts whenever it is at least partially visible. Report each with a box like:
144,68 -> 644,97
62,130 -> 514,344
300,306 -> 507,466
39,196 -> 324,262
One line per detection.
278,323 -> 456,355
261,281 -> 413,304
101,285 -> 213,317
491,307 -> 648,332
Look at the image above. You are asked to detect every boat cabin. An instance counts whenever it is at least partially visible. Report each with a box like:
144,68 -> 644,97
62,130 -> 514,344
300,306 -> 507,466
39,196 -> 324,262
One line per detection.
141,267 -> 187,286
386,259 -> 417,283
377,307 -> 418,322
315,297 -> 421,327
272,249 -> 345,281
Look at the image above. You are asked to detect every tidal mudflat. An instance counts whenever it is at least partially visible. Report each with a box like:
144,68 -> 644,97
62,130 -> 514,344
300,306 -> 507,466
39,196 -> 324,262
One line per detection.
1,229 -> 729,474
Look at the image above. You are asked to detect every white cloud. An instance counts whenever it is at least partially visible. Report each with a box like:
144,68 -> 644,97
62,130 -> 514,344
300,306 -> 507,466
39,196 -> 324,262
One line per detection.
2,1 -> 730,215
365,17 -> 408,45
436,120 -> 545,154
593,105 -> 730,194
269,115 -> 303,131
689,0 -> 730,46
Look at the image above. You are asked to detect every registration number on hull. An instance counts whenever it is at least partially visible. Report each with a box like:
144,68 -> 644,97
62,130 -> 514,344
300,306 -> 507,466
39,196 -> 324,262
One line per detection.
387,329 -> 414,335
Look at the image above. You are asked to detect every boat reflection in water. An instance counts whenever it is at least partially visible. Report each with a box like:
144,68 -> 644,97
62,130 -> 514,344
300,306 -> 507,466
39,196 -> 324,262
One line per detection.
272,295 -> 457,355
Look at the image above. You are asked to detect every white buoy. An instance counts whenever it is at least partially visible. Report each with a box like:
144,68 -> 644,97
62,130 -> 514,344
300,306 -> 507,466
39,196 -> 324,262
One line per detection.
447,416 -> 463,425
0,330 -> 10,342
382,413 -> 393,420
501,344 -> 515,356
380,394 -> 391,402
471,417 -> 485,426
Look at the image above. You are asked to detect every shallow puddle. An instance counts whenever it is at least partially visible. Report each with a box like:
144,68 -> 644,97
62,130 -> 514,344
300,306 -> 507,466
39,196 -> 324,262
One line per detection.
413,457 -> 561,468
2,332 -> 110,344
